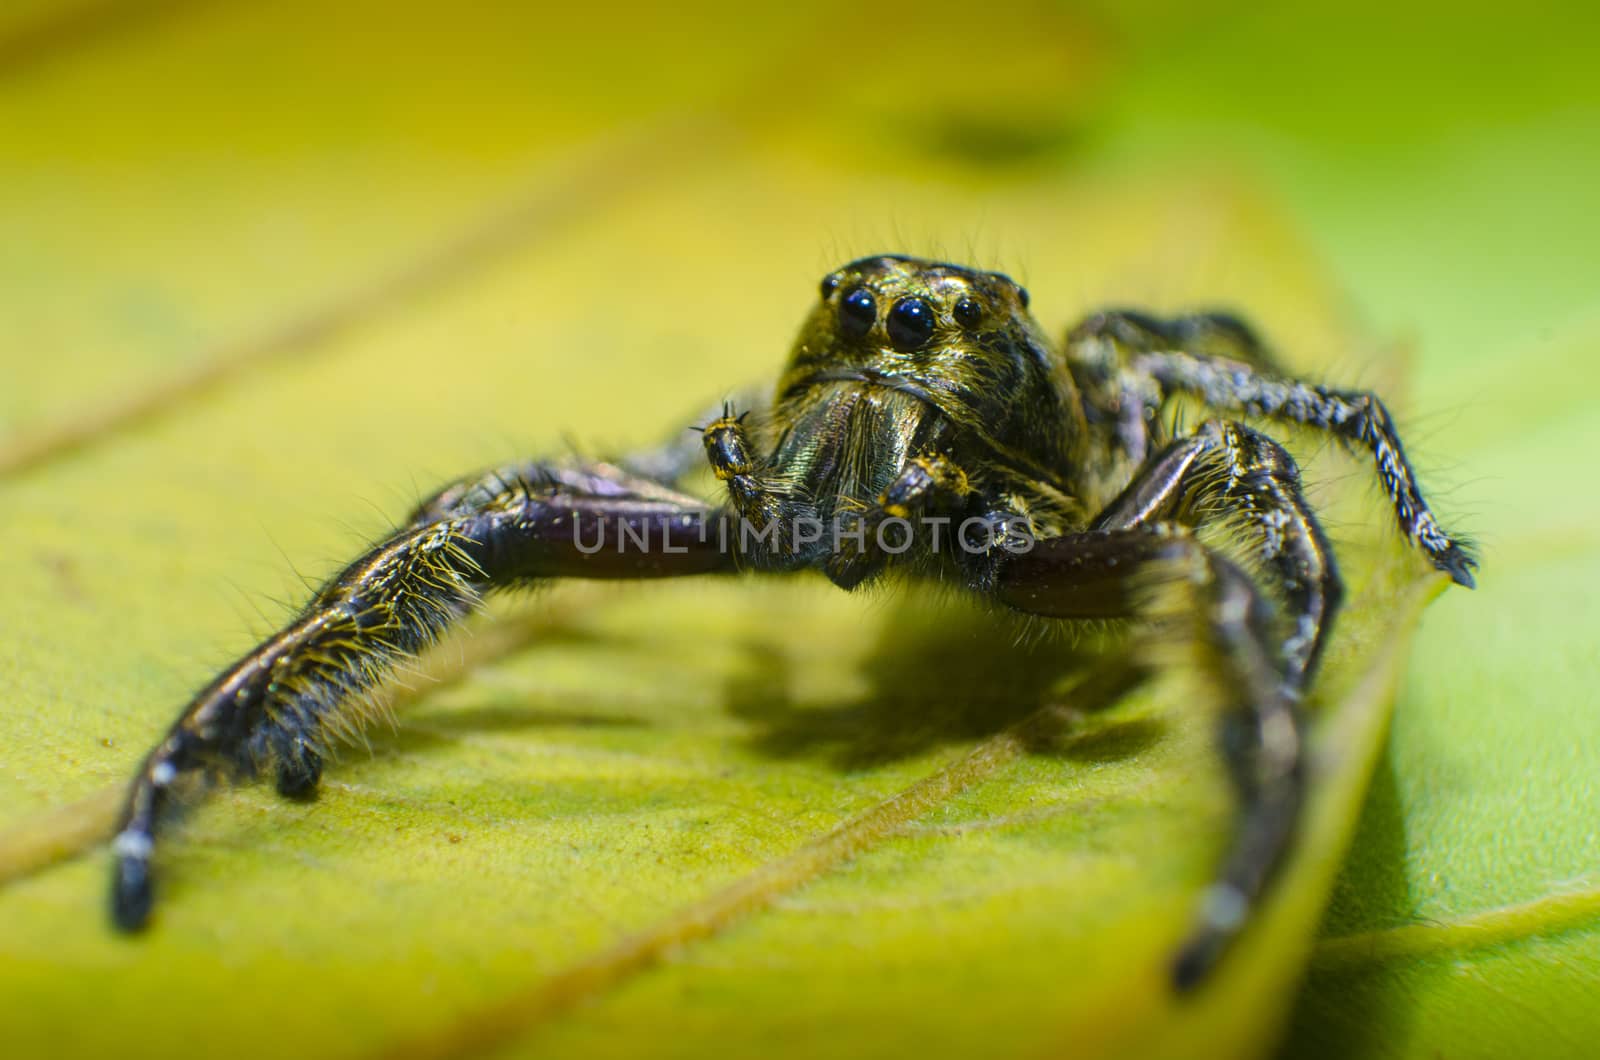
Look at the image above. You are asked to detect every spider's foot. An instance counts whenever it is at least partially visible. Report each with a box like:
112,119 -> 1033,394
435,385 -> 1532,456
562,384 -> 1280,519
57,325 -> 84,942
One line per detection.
275,745 -> 323,800
1433,540 -> 1478,590
1171,934 -> 1222,993
109,831 -> 154,932
1170,881 -> 1254,992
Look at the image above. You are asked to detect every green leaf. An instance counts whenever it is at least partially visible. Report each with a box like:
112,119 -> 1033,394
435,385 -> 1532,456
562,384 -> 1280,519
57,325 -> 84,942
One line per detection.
3,4 -> 1593,1060
1281,321 -> 1600,1059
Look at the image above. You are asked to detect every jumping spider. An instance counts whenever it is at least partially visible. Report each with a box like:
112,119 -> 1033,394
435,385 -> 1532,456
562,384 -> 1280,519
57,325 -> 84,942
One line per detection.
111,255 -> 1474,989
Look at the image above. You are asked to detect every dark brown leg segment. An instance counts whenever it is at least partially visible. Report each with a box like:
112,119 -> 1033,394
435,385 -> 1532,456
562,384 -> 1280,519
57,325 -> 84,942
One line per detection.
112,465 -> 732,932
1093,419 -> 1343,685
992,524 -> 1308,990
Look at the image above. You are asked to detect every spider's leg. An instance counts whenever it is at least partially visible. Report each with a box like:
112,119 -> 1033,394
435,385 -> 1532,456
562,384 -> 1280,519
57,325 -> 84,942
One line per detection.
1071,308 -> 1285,373
273,734 -> 322,799
1064,309 -> 1283,511
1141,350 -> 1472,586
1045,420 -> 1339,986
111,467 -> 731,932
1094,419 -> 1343,685
988,526 -> 1303,990
1066,308 -> 1474,586
406,459 -> 709,527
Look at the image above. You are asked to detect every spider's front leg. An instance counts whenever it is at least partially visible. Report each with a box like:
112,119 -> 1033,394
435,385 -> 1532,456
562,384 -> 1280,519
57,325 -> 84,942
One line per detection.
111,463 -> 731,931
990,420 -> 1342,989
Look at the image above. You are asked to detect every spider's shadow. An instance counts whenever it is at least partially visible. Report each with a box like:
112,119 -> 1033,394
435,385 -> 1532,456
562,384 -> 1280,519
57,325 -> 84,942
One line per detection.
724,599 -> 1160,771
365,599 -> 1160,775
360,624 -> 656,760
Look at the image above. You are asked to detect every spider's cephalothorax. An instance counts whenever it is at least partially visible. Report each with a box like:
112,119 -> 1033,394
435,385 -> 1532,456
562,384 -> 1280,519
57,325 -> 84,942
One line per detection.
109,254 -> 1475,991
708,255 -> 1088,586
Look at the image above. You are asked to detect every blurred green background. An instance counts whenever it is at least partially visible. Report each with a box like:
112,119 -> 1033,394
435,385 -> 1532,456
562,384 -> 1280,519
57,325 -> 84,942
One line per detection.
1,2 -> 1596,1058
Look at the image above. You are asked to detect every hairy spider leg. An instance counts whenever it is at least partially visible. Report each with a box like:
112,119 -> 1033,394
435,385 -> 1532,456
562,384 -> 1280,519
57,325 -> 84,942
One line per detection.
1053,310 -> 1471,984
982,398 -> 1343,992
989,526 -> 1305,991
1065,309 -> 1283,512
1069,310 -> 1474,587
111,465 -> 731,931
1096,418 -> 1344,991
1094,420 -> 1343,685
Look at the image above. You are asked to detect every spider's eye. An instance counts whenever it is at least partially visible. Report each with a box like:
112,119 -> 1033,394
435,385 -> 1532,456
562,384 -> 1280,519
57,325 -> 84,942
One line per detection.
953,296 -> 984,329
839,286 -> 876,340
1015,286 -> 1030,309
887,297 -> 936,351
820,274 -> 841,300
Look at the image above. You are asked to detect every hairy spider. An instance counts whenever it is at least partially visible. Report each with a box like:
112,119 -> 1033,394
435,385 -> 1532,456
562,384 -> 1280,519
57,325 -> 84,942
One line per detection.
110,254 -> 1474,990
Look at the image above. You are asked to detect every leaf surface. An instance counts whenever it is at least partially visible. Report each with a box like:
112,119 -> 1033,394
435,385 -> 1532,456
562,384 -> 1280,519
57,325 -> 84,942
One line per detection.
3,4 -> 1592,1059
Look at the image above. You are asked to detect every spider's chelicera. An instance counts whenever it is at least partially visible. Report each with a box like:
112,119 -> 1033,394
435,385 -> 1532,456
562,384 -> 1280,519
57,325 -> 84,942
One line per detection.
110,255 -> 1475,989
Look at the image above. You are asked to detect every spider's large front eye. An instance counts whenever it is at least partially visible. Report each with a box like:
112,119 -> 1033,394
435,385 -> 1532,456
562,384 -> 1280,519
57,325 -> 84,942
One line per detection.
839,286 -> 876,340
887,297 -> 936,350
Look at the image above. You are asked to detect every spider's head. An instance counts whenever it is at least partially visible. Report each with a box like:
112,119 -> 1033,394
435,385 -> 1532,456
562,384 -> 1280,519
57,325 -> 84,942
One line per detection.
794,255 -> 1037,374
770,255 -> 1082,484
